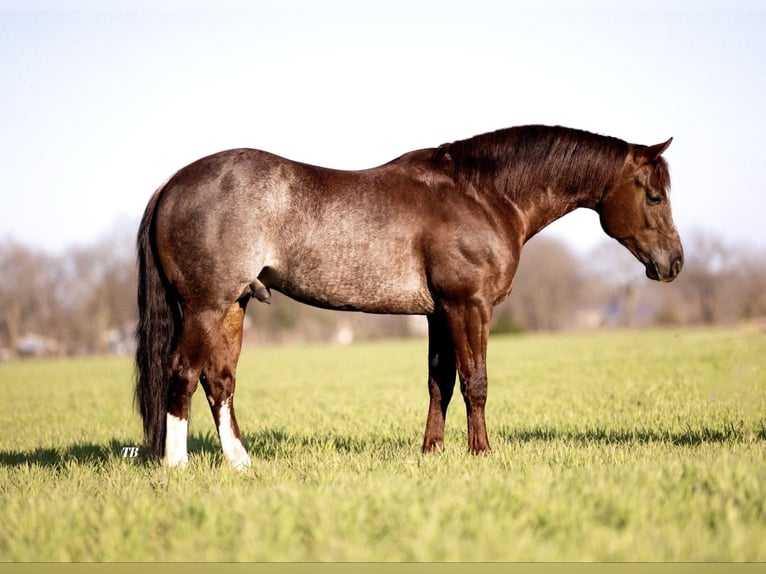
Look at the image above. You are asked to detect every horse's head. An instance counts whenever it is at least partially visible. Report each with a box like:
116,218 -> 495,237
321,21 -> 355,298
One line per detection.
599,138 -> 683,282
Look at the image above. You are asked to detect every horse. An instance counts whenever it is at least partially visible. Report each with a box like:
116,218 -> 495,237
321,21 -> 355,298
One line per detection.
135,124 -> 683,469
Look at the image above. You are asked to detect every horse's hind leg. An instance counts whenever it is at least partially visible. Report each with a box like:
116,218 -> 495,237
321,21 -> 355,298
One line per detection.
164,306 -> 226,468
200,299 -> 251,470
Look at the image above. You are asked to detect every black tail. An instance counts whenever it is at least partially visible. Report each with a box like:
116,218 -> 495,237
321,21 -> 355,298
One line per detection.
134,183 -> 179,459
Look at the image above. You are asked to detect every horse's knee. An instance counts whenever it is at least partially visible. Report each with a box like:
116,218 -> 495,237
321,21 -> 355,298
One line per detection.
166,361 -> 201,418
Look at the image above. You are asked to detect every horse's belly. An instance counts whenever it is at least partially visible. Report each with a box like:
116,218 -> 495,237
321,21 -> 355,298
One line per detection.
263,253 -> 435,315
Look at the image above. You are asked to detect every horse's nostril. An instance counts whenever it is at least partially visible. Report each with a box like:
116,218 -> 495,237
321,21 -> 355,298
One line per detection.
646,259 -> 660,280
671,256 -> 683,277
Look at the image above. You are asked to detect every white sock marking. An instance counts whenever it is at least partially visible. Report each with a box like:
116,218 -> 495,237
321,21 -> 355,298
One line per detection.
162,413 -> 188,468
218,398 -> 251,470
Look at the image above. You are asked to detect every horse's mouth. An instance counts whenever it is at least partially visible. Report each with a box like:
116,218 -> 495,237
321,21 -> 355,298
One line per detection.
618,237 -> 683,283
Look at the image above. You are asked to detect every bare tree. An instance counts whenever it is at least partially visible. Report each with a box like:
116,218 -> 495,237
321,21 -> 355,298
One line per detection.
494,236 -> 583,331
0,242 -> 58,352
675,231 -> 732,325
729,246 -> 766,321
584,239 -> 646,326
593,230 -> 766,327
65,222 -> 137,353
0,219 -> 138,356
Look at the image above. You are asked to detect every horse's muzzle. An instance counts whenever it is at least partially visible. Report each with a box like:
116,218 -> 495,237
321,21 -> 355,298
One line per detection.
646,254 -> 683,282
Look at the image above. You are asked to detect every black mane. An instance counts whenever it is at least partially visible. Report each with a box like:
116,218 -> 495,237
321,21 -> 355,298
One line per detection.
442,125 -> 629,200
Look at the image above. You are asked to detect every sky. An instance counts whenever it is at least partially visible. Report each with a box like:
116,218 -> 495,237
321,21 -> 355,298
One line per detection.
1,0 -> 765,257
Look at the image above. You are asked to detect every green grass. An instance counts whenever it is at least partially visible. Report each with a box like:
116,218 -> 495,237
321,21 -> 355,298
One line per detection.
1,328 -> 765,561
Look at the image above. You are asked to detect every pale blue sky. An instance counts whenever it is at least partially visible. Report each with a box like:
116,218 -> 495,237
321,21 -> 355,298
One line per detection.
1,1 -> 764,255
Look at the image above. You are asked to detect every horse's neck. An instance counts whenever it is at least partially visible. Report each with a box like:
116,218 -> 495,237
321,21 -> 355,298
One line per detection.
511,183 -> 600,242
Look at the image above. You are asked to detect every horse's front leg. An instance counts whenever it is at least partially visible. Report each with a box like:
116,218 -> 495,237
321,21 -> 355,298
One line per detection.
422,312 -> 457,453
443,300 -> 493,454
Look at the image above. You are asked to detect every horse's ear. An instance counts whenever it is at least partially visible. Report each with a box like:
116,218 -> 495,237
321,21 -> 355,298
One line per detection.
640,137 -> 673,163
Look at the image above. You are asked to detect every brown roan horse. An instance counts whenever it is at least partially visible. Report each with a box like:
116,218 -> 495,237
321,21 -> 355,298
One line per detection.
135,125 -> 683,469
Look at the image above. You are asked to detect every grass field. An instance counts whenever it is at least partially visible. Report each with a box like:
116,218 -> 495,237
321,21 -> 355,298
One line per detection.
0,328 -> 764,561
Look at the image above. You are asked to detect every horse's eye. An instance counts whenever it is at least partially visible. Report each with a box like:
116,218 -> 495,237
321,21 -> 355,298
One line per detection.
647,193 -> 663,206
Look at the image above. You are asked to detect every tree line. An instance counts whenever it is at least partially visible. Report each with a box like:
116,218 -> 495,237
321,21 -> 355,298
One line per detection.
1,221 -> 764,358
